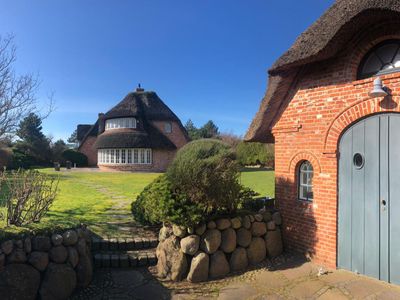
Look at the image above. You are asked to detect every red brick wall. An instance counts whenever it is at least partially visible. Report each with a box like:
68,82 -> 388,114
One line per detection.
272,23 -> 400,268
78,136 -> 97,166
151,121 -> 189,148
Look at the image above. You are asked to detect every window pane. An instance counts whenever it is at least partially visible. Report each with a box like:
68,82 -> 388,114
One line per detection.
121,149 -> 126,163
140,149 -> 145,164
127,150 -> 132,164
134,149 -> 138,163
362,53 -> 382,75
376,44 -> 398,64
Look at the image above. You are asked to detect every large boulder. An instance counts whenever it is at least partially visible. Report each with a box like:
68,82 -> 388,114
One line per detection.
28,251 -> 49,271
6,248 -> 27,264
180,235 -> 200,255
187,251 -> 209,283
267,221 -> 276,231
76,253 -> 93,287
67,247 -> 79,268
172,224 -> 186,238
1,240 -> 13,255
236,228 -> 252,248
262,211 -> 272,222
229,247 -> 248,271
209,251 -> 230,279
51,234 -> 63,246
200,229 -> 221,254
247,237 -> 266,265
272,212 -> 282,225
207,220 -> 216,229
39,263 -> 77,300
24,237 -> 32,253
220,228 -> 236,253
242,216 -> 251,229
0,264 -> 40,300
251,222 -> 267,237
230,217 -> 242,229
32,236 -> 51,251
62,230 -> 78,246
49,245 -> 68,263
195,223 -> 207,236
156,235 -> 188,281
159,225 -> 173,242
77,238 -> 89,256
216,218 -> 231,230
265,228 -> 283,257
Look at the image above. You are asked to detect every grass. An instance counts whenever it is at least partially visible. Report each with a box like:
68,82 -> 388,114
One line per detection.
0,168 -> 274,238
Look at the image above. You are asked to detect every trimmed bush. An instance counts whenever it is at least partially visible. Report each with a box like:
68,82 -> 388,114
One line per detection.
166,139 -> 242,213
131,175 -> 205,227
61,150 -> 88,167
236,142 -> 274,167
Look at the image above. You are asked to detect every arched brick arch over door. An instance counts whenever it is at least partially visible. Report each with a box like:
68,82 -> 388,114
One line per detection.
323,93 -> 400,155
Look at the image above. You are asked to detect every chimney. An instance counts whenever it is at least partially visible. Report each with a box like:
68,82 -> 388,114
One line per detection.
98,113 -> 105,133
136,83 -> 144,92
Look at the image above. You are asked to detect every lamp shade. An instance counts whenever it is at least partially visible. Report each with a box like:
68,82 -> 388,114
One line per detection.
369,77 -> 388,98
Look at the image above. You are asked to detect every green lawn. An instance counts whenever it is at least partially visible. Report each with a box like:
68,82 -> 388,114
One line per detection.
0,168 -> 274,238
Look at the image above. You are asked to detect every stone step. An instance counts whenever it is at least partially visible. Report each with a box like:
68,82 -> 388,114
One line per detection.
93,249 -> 157,268
91,237 -> 158,252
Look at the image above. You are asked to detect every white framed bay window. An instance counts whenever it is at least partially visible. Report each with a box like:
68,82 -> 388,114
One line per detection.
105,118 -> 137,130
98,148 -> 152,165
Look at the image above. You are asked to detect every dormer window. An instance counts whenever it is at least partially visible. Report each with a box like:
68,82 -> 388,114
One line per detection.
358,40 -> 400,79
105,117 -> 137,130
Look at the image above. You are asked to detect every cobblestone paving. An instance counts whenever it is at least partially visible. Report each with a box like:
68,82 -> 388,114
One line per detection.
70,254 -> 400,299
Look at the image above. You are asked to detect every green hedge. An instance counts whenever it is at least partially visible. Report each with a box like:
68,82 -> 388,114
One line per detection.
61,150 -> 88,167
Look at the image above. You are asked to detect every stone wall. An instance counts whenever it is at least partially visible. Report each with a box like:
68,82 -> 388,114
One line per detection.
156,211 -> 283,283
0,226 -> 93,300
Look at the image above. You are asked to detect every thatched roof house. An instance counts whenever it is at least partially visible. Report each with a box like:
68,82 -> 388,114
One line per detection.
246,0 -> 400,284
78,87 -> 189,171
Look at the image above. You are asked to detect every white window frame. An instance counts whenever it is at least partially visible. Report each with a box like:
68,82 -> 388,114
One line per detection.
98,148 -> 152,165
298,161 -> 313,201
105,118 -> 137,130
164,122 -> 172,133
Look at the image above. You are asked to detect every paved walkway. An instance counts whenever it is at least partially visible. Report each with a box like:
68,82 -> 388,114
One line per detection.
71,254 -> 400,299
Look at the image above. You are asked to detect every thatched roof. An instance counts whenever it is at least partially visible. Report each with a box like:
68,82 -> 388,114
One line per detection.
246,0 -> 400,142
94,121 -> 176,150
77,124 -> 92,141
105,91 -> 181,121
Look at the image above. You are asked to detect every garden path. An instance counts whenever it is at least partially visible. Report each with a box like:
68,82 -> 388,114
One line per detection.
71,253 -> 400,299
81,181 -> 158,240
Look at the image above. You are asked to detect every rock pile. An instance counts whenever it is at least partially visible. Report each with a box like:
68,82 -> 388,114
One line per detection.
0,226 -> 93,300
156,211 -> 283,282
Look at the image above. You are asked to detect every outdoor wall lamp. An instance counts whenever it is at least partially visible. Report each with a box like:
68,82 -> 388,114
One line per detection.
369,77 -> 388,98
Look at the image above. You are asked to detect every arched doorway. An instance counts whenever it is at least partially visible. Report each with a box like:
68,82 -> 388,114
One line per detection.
338,113 -> 400,284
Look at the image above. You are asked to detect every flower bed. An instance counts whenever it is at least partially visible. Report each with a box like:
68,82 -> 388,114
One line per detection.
156,211 -> 283,282
0,226 -> 93,300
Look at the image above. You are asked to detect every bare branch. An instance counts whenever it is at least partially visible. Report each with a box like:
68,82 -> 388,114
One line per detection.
0,34 -> 52,140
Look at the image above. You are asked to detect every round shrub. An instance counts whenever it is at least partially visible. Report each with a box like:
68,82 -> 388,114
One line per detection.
61,150 -> 88,167
166,139 -> 242,213
131,175 -> 205,227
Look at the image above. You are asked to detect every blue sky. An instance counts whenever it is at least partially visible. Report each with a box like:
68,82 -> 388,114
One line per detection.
0,0 -> 334,141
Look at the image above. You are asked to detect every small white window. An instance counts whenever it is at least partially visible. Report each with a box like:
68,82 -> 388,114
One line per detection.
105,118 -> 137,130
165,122 -> 172,133
298,161 -> 313,201
121,149 -> 126,164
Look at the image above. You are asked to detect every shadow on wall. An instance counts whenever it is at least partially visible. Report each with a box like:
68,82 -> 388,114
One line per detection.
275,176 -> 318,261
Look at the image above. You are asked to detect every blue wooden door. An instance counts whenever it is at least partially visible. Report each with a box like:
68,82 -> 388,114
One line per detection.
338,113 -> 400,284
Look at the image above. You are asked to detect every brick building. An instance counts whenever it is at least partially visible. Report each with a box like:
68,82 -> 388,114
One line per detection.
246,0 -> 400,284
77,87 -> 189,172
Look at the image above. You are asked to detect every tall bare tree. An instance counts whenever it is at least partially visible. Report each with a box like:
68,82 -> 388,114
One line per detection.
0,34 -> 51,140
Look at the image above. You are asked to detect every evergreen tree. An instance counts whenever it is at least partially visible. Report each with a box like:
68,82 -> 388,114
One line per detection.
199,120 -> 219,138
67,129 -> 78,144
14,113 -> 51,165
184,119 -> 200,140
51,139 -> 68,163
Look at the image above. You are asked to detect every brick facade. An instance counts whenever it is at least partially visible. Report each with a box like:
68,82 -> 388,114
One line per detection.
273,23 -> 400,268
79,136 -> 98,167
